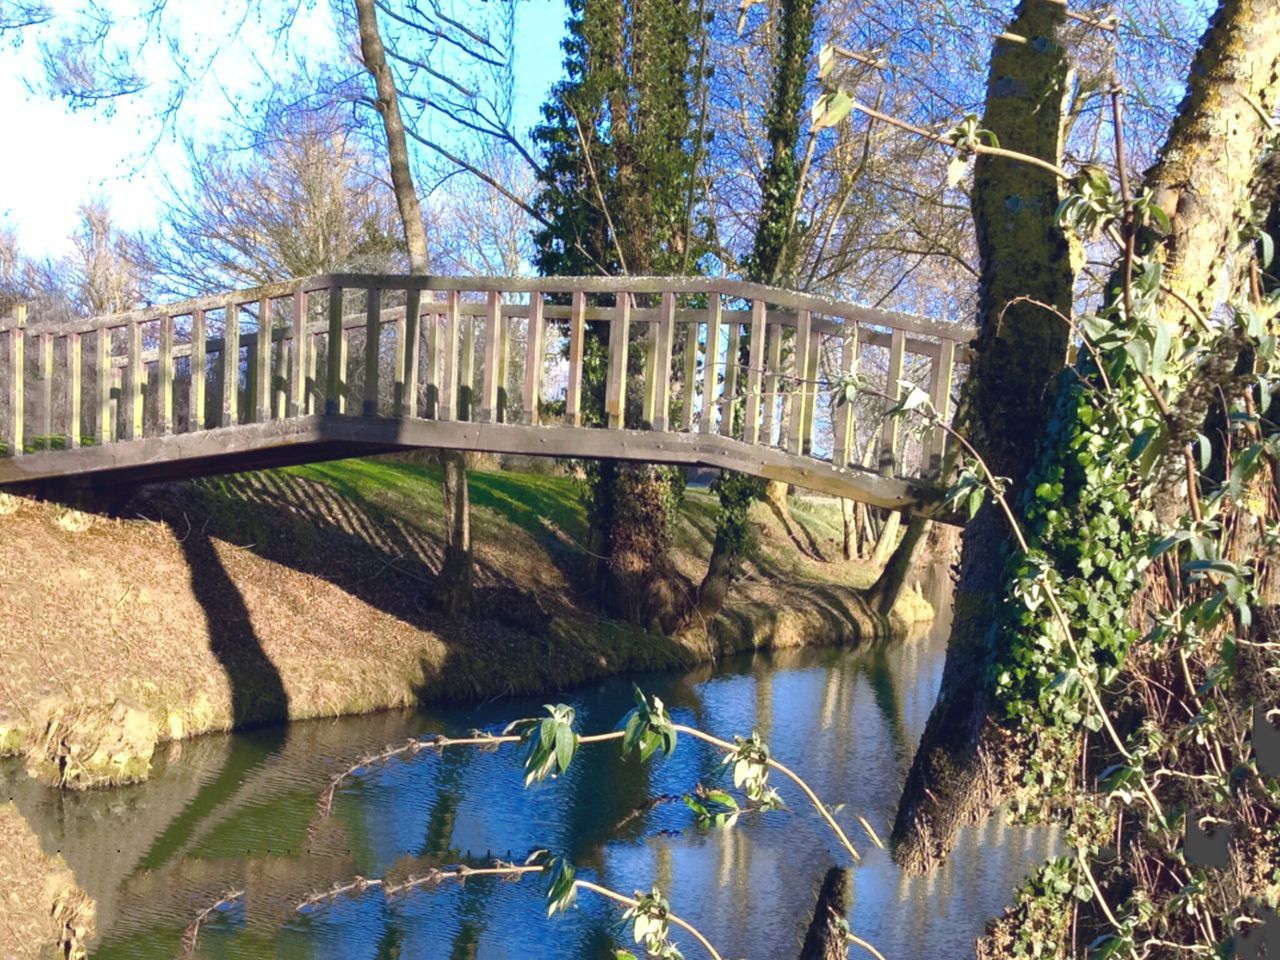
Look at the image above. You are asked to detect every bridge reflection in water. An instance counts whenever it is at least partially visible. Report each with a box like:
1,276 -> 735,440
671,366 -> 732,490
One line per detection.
0,275 -> 970,517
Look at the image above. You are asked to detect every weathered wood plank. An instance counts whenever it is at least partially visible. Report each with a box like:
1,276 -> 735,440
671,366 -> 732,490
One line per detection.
325,287 -> 344,415
223,304 -> 241,426
522,290 -> 544,425
336,330 -> 349,415
700,295 -> 722,435
459,306 -> 476,421
742,300 -> 766,445
274,338 -> 288,420
605,292 -> 631,429
424,304 -> 441,419
801,325 -> 820,455
879,327 -> 907,475
66,333 -> 81,448
158,315 -> 174,434
651,291 -> 675,432
305,333 -> 318,415
362,287 -> 381,417
290,291 -> 307,417
6,308 -> 25,455
190,308 -> 206,430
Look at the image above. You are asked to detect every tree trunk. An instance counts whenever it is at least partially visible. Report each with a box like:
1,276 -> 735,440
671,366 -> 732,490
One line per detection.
891,0 -> 1075,870
869,515 -> 930,616
797,866 -> 852,960
355,0 -> 472,615
892,0 -> 1280,874
840,498 -> 855,560
868,509 -> 901,569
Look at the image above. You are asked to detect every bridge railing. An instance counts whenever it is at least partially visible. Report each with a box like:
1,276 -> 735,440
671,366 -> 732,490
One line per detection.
0,275 -> 971,480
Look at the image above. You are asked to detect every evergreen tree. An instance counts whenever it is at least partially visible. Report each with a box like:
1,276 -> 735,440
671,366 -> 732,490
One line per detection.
531,0 -> 711,629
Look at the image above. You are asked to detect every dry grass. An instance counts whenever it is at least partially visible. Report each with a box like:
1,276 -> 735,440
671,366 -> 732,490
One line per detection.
0,456 -> 927,788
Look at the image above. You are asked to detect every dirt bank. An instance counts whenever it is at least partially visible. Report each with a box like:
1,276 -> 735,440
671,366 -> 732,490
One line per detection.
0,457 -> 930,789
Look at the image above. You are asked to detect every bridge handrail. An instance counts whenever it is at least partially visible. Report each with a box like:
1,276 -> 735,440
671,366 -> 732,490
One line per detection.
9,273 -> 973,343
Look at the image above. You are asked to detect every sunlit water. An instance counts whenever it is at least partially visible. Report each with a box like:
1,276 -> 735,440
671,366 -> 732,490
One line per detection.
6,573 -> 1058,959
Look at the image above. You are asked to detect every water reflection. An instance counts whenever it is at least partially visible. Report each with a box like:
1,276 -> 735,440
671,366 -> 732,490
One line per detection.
5,572 -> 1058,959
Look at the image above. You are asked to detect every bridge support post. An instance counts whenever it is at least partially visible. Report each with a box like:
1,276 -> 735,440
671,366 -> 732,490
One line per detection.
95,326 -> 110,445
325,288 -> 344,415
290,290 -> 308,418
720,316 -> 740,438
439,290 -> 461,421
126,319 -> 143,440
401,288 -> 421,418
158,314 -> 173,434
649,291 -> 675,431
878,327 -> 906,474
256,297 -> 272,423
787,310 -> 811,456
38,332 -> 52,447
363,287 -> 381,417
832,326 -> 858,468
481,290 -> 502,423
761,320 -> 781,446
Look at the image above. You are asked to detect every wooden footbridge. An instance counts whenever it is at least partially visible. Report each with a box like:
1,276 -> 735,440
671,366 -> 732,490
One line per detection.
0,275 -> 971,518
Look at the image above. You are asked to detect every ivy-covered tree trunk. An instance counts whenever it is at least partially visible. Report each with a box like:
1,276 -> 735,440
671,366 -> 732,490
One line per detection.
893,0 -> 1280,878
532,0 -> 709,630
891,0 -> 1075,870
690,0 -> 816,632
355,0 -> 472,615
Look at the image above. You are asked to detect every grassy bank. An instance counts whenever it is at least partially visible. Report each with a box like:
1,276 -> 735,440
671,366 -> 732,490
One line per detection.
0,802 -> 95,959
0,456 -> 929,789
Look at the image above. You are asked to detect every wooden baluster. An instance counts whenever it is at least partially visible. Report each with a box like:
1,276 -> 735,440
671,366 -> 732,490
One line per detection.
832,326 -> 859,468
481,291 -> 503,423
778,327 -> 794,450
126,319 -> 144,439
439,290 -> 461,422
742,301 -> 766,445
362,287 -> 381,417
337,330 -> 349,414
403,289 -> 421,418
700,294 -> 722,434
275,338 -> 288,419
255,297 -> 272,423
190,308 -> 206,430
879,327 -> 906,474
290,290 -> 307,417
522,291 -> 544,425
392,311 -> 407,417
38,332 -> 52,446
96,326 -> 110,444
720,318 -> 741,438
681,310 -> 699,432
605,292 -> 631,429
801,321 -> 820,454
565,290 -> 586,427
787,310 -> 812,455
497,310 -> 511,420
927,339 -> 956,475
761,319 -> 782,445
158,314 -> 174,434
66,333 -> 81,448
223,303 -> 241,425
5,307 -> 25,455
650,290 -> 675,431
306,333 -> 319,414
325,287 -> 344,414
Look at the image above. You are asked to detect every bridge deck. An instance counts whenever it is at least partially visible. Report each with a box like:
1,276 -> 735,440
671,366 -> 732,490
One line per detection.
0,274 -> 971,520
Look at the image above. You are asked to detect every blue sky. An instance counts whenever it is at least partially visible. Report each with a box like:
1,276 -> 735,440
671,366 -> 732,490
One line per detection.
0,1 -> 567,259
